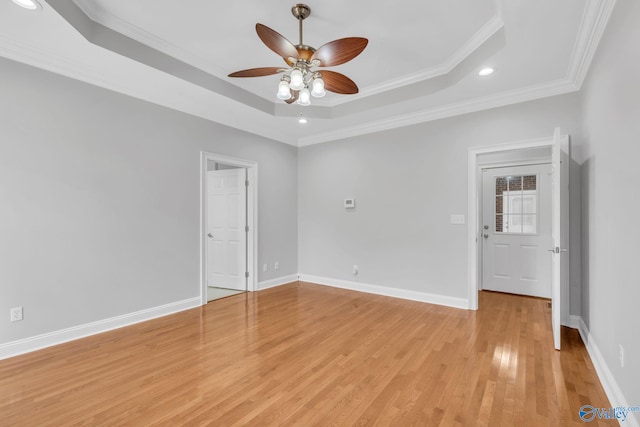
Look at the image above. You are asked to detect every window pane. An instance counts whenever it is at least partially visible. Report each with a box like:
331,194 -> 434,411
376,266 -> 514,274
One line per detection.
503,215 -> 522,233
495,195 -> 506,215
493,174 -> 539,235
508,176 -> 522,192
523,175 -> 537,191
522,215 -> 537,233
522,194 -> 537,214
496,177 -> 508,196
508,194 -> 522,215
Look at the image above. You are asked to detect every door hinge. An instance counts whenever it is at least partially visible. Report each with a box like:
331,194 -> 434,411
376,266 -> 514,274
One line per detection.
245,225 -> 249,232
245,180 -> 249,187
245,272 -> 249,278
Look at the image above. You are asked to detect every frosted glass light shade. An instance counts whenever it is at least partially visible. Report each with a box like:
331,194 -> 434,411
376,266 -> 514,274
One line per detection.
289,69 -> 305,90
311,77 -> 326,98
297,87 -> 311,106
277,80 -> 292,100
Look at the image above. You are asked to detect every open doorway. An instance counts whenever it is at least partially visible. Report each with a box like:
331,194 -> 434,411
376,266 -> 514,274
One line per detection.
200,153 -> 257,304
468,129 -> 569,350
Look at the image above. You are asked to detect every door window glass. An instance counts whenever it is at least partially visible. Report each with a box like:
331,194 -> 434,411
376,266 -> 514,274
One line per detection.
495,175 -> 537,234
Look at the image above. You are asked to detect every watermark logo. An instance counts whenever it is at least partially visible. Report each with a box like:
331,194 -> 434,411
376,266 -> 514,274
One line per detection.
579,405 -> 640,422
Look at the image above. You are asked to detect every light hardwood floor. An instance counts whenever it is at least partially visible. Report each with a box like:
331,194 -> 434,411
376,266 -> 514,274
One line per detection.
0,282 -> 610,426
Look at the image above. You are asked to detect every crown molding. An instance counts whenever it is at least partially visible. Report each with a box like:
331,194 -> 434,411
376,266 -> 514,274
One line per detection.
0,34 -> 297,146
297,0 -> 616,146
73,0 -> 225,78
0,34 -> 117,93
324,13 -> 504,107
297,79 -> 579,146
1,0 -> 616,148
69,0 -> 613,147
566,0 -> 617,88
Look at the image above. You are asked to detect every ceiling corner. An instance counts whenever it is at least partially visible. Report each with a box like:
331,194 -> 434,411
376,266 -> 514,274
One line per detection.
567,0 -> 617,89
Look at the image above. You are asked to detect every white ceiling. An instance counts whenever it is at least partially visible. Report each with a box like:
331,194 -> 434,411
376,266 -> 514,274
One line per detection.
0,0 -> 616,146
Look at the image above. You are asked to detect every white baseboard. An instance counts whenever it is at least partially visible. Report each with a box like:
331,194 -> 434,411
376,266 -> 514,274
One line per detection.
257,274 -> 299,290
0,297 -> 201,361
299,274 -> 469,310
575,316 -> 639,427
564,314 -> 582,329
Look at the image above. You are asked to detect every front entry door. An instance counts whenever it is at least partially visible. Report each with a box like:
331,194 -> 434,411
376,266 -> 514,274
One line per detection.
207,168 -> 247,291
482,164 -> 552,298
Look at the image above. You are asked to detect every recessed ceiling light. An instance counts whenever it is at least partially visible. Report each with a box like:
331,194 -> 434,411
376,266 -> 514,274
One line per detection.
479,67 -> 495,76
12,0 -> 41,10
298,117 -> 308,124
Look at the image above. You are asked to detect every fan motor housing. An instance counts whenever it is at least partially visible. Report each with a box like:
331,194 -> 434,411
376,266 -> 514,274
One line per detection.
285,44 -> 315,66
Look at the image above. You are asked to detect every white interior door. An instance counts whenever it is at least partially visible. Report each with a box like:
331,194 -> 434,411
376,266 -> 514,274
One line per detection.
551,128 -> 569,350
207,168 -> 247,291
482,164 -> 553,298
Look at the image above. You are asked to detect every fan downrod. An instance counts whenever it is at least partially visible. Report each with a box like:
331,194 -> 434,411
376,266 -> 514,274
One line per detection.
290,4 -> 313,54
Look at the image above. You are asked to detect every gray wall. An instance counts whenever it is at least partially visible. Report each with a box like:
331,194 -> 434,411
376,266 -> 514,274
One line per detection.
579,0 -> 640,413
2,3 -> 638,412
0,57 -> 297,343
299,94 -> 583,302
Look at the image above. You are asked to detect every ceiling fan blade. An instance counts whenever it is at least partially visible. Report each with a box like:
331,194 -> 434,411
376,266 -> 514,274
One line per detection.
228,67 -> 284,78
285,90 -> 300,104
320,70 -> 359,94
311,37 -> 368,67
256,23 -> 299,60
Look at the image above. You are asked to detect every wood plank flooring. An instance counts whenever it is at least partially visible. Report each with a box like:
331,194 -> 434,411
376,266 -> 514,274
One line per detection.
0,282 -> 611,426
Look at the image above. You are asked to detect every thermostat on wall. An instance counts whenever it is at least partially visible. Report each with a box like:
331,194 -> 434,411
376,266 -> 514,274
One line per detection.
344,198 -> 356,209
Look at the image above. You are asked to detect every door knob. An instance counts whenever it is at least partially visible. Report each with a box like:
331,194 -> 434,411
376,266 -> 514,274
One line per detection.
207,233 -> 214,238
483,234 -> 489,239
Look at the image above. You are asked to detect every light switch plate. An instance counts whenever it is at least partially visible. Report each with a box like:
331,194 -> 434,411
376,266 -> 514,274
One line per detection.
344,198 -> 356,209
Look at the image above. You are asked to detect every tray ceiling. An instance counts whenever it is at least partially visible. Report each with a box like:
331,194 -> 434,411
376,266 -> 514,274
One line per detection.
0,0 -> 617,145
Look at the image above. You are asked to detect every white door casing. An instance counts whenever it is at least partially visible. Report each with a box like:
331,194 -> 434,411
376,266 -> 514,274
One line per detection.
467,130 -> 570,351
551,128 -> 569,350
481,164 -> 553,298
207,168 -> 247,291
200,152 -> 257,305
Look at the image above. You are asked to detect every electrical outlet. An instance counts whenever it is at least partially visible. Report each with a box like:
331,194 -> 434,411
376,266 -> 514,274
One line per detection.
353,265 -> 358,275
274,261 -> 279,270
619,344 -> 624,367
263,264 -> 268,272
10,306 -> 23,322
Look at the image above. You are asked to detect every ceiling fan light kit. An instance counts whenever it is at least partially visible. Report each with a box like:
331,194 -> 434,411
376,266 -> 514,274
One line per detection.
228,4 -> 368,106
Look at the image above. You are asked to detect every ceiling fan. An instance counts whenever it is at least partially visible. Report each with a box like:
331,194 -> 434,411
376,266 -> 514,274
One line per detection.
228,4 -> 368,106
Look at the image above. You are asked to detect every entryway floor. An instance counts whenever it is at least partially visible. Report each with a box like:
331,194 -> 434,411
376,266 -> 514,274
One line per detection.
207,286 -> 244,302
